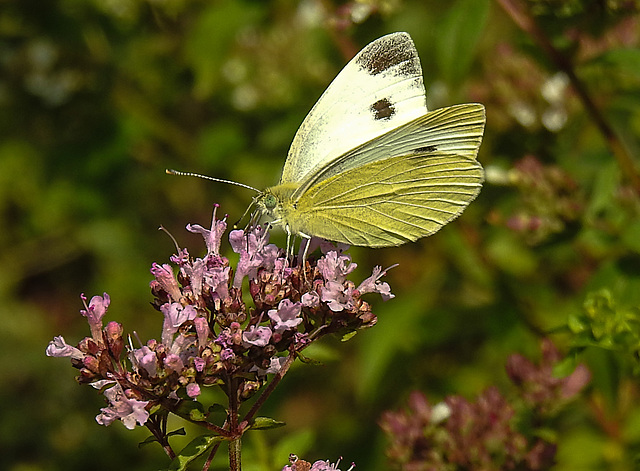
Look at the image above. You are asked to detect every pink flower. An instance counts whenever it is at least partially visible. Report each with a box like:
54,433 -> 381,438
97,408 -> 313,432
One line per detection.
268,299 -> 302,333
194,316 -> 210,348
357,266 -> 395,301
80,293 -> 110,342
317,251 -> 356,282
230,227 -> 280,287
45,336 -> 85,360
321,281 -> 355,312
186,204 -> 227,256
95,383 -> 149,430
242,325 -> 272,347
186,382 -> 201,398
150,263 -> 182,301
164,353 -> 184,373
160,303 -> 197,346
132,346 -> 158,376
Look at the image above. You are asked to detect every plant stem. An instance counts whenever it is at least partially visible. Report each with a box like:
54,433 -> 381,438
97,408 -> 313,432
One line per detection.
243,352 -> 296,425
495,0 -> 640,194
202,442 -> 222,471
228,376 -> 242,471
229,436 -> 242,471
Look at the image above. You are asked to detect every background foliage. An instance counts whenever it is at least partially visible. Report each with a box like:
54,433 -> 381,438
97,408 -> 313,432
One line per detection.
3,0 -> 640,469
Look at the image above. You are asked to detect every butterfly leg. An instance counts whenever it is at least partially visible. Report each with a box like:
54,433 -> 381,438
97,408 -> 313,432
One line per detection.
298,232 -> 312,282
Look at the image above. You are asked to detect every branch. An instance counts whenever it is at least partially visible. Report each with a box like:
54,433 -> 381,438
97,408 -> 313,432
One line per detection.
495,0 -> 640,194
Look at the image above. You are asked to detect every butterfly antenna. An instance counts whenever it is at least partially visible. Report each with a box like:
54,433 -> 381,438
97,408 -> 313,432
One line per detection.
166,169 -> 261,194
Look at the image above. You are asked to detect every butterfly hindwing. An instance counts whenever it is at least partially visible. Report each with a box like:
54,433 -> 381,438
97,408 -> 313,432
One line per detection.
289,150 -> 484,247
281,32 -> 428,185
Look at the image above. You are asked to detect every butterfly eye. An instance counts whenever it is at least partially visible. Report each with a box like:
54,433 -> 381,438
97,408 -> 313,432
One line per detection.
264,194 -> 278,210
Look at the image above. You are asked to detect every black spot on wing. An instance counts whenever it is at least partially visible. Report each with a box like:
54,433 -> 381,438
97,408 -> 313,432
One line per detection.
413,145 -> 438,153
356,34 -> 420,76
371,98 -> 395,120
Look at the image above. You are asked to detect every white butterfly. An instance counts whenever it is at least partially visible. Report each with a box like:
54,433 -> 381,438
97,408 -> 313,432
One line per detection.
170,32 -> 485,252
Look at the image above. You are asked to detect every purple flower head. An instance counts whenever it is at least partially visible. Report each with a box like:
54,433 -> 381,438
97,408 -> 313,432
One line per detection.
230,227 -> 281,287
220,348 -> 235,361
193,356 -> 206,372
131,346 -> 158,376
186,382 -> 201,398
268,299 -> 303,333
321,281 -> 355,312
317,251 -> 356,282
252,356 -> 287,377
357,265 -> 395,301
204,265 -> 230,299
164,353 -> 185,373
242,325 -> 272,347
45,336 -> 85,360
169,247 -> 190,265
283,455 -> 354,471
301,291 -> 320,308
150,263 -> 182,301
80,293 -> 110,343
182,258 -> 206,297
94,382 -> 149,430
193,316 -> 210,348
50,204 -> 394,448
186,204 -> 227,256
161,303 -> 198,347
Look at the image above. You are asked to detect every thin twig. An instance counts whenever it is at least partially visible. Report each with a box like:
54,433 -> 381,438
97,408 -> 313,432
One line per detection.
495,0 -> 640,194
242,352 -> 297,425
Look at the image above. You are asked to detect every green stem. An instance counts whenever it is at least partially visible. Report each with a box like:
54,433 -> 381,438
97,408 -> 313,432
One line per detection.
228,376 -> 242,471
229,436 -> 242,471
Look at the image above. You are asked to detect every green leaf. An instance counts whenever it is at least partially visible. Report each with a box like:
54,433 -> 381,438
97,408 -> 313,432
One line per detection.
168,435 -> 224,471
138,435 -> 159,448
248,416 -> 286,430
167,428 -> 187,438
341,330 -> 357,342
553,356 -> 580,378
436,0 -> 490,86
175,400 -> 206,422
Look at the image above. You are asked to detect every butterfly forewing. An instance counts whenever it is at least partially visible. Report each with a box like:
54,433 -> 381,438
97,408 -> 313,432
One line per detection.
288,151 -> 483,247
281,32 -> 428,185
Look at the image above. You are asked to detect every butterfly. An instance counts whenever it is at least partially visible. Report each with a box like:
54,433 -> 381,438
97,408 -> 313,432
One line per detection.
170,32 -> 485,253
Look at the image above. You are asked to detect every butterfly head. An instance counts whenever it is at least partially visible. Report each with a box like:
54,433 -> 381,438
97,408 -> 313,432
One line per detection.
254,189 -> 283,226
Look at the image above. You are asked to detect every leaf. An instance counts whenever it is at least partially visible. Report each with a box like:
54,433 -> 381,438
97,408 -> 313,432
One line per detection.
436,0 -> 490,86
248,416 -> 286,430
168,435 -> 224,471
175,400 -> 206,422
138,435 -> 159,448
167,428 -> 187,438
553,356 -> 580,378
341,331 -> 357,342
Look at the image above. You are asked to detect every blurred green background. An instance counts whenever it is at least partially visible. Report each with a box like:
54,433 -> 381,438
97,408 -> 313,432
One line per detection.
3,0 -> 640,469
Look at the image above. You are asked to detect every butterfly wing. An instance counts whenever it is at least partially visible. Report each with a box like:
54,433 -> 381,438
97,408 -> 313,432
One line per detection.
281,32 -> 429,185
292,103 -> 485,198
288,150 -> 484,247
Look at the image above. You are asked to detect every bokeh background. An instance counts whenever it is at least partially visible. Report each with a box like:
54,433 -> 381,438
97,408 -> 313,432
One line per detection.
3,0 -> 640,469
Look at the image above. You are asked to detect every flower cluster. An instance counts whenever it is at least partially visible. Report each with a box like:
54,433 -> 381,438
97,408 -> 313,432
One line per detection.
380,340 -> 590,470
486,155 -> 584,244
282,454 -> 355,471
46,206 -> 392,431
